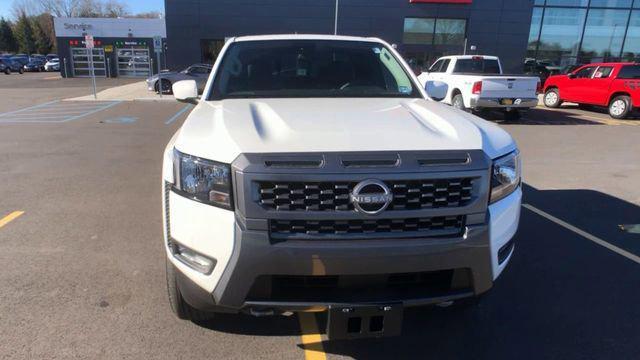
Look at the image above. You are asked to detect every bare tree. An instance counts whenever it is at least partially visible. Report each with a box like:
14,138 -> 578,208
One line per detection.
11,0 -> 43,19
131,11 -> 163,19
39,0 -> 81,17
102,0 -> 128,18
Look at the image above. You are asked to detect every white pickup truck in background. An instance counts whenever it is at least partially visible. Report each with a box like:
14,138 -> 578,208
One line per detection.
418,55 -> 541,120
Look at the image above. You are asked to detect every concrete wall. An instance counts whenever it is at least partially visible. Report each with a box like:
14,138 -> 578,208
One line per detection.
165,0 -> 534,73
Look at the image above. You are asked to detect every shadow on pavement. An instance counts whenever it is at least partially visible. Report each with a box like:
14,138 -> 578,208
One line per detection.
195,184 -> 640,359
475,105 -> 640,125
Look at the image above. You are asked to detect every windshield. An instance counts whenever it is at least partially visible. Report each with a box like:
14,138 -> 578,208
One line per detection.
209,40 -> 420,100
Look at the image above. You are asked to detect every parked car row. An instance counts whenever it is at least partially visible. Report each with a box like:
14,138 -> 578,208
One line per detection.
0,53 -> 60,74
415,55 -> 637,120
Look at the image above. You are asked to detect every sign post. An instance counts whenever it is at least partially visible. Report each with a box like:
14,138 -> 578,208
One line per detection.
154,36 -> 163,99
85,34 -> 97,100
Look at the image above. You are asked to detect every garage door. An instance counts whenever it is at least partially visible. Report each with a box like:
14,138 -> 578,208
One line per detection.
71,48 -> 106,78
116,47 -> 151,77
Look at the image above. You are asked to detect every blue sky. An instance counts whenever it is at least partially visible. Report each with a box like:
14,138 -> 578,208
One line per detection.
0,0 -> 164,19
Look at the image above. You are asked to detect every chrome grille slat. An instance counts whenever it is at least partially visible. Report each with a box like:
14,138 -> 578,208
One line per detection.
270,215 -> 465,239
258,178 -> 475,212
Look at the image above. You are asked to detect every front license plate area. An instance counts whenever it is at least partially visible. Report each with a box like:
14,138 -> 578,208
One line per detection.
501,98 -> 514,105
327,304 -> 403,340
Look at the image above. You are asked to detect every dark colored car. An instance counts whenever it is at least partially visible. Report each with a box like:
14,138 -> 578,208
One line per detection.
0,58 -> 24,74
11,55 -> 29,66
24,59 -> 45,72
523,61 -> 551,85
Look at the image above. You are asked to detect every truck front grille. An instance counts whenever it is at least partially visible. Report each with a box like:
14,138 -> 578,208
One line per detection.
258,178 -> 474,212
269,215 -> 465,240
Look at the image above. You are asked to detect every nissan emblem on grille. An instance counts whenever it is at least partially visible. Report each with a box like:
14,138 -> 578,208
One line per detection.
350,179 -> 393,215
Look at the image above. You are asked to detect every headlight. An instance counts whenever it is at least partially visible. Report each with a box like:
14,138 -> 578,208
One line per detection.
172,149 -> 233,210
489,150 -> 521,204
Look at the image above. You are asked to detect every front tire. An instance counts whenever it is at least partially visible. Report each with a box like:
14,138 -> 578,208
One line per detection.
543,88 -> 561,108
452,93 -> 467,111
608,95 -> 631,119
4,68 -> 9,75
18,68 -> 24,74
165,258 -> 213,322
155,79 -> 173,94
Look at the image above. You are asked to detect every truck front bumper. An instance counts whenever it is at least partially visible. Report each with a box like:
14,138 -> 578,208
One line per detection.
165,186 -> 521,313
470,97 -> 538,109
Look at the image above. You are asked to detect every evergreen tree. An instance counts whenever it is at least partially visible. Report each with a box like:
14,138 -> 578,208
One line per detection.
32,16 -> 52,54
14,13 -> 36,54
0,18 -> 18,53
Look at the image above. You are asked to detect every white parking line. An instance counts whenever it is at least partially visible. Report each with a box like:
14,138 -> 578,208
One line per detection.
522,203 -> 640,265
0,100 -> 59,117
165,104 -> 193,125
0,101 -> 121,123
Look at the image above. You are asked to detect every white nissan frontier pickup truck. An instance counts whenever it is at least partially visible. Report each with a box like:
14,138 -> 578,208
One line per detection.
162,35 -> 521,339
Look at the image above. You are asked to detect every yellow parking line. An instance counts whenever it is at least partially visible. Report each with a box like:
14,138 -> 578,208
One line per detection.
298,313 -> 327,360
0,211 -> 24,229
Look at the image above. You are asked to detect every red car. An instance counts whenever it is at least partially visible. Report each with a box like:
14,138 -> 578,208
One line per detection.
543,62 -> 640,119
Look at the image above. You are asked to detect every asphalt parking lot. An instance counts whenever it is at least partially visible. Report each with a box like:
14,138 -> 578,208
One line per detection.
1,73 -> 639,359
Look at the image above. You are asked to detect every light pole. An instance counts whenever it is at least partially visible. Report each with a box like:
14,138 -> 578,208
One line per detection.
334,0 -> 339,35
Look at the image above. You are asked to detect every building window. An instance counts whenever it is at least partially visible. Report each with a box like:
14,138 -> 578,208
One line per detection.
403,18 -> 466,46
580,9 -> 629,62
527,7 -> 543,59
434,19 -> 466,45
622,11 -> 640,60
536,8 -> 587,66
201,39 -> 225,65
528,0 -> 640,68
403,18 -> 435,44
545,0 -> 589,6
590,0 -> 633,7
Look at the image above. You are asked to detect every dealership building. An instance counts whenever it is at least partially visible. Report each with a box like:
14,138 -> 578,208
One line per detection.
164,0 -> 640,74
53,17 -> 166,78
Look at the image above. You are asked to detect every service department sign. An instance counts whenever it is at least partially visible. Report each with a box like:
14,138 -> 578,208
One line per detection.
64,23 -> 93,31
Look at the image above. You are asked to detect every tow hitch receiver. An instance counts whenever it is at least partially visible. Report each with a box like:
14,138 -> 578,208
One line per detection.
327,304 -> 403,340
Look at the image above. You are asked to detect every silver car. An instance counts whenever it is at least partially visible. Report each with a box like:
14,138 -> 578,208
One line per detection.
146,64 -> 212,94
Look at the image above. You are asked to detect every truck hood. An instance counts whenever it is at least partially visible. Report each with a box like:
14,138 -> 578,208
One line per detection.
174,98 -> 517,163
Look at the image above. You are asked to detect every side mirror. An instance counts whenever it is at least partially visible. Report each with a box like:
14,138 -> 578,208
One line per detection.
173,80 -> 199,104
568,73 -> 576,79
424,80 -> 448,101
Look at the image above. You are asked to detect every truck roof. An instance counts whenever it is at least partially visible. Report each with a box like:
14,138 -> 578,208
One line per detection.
231,34 -> 384,43
437,55 -> 499,60
577,62 -> 637,67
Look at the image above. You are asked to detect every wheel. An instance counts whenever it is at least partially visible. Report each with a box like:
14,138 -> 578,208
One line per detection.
165,257 -> 212,321
156,79 -> 173,94
543,88 -> 561,108
4,68 -> 9,75
452,93 -> 467,111
18,68 -> 24,74
608,95 -> 631,119
503,109 -> 521,121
